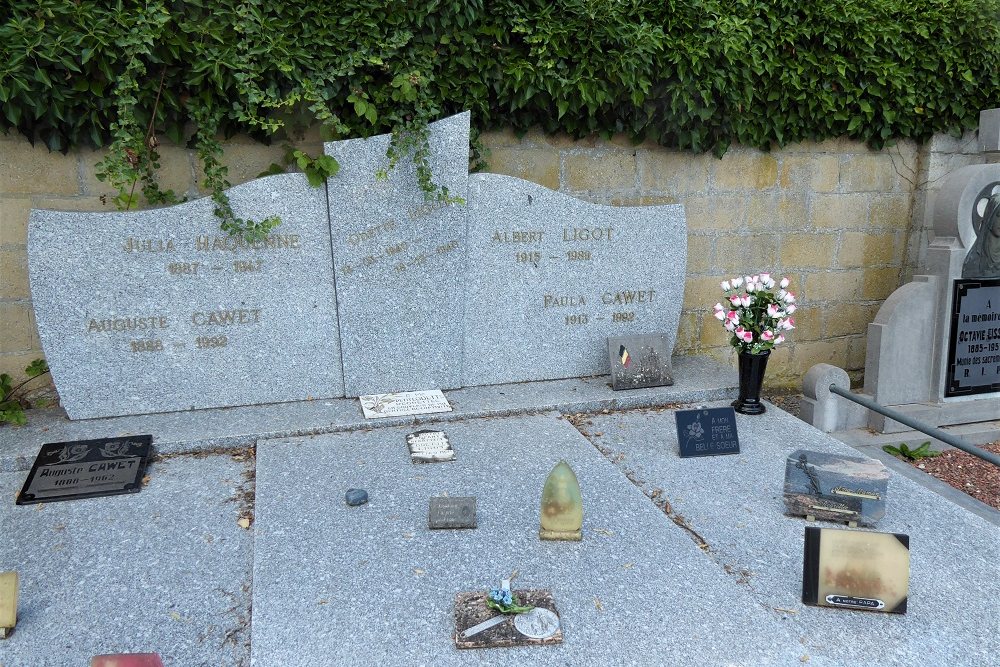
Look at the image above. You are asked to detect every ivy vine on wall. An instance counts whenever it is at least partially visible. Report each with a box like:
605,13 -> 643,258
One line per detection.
1,0 -> 997,238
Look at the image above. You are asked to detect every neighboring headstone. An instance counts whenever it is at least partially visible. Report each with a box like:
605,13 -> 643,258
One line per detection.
28,174 -> 343,419
345,488 -> 369,506
783,450 -> 888,527
325,113 -> 470,396
407,430 -> 454,463
17,436 -> 152,505
802,527 -> 909,614
539,460 -> 583,541
0,571 -> 16,639
607,334 -> 674,390
675,407 -> 740,457
807,163 -> 1000,434
359,389 -> 452,419
454,590 -> 562,649
463,174 -> 686,386
428,496 -> 477,529
945,278 -> 1000,396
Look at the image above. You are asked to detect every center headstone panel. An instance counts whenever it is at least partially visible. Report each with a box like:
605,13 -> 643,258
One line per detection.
28,174 -> 343,419
325,113 -> 470,396
463,174 -> 686,386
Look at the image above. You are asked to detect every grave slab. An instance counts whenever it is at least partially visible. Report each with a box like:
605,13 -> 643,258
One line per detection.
583,402 -> 1000,666
0,454 -> 252,667
325,113 -> 470,396
0,356 -> 737,473
463,174 -> 686,386
250,413 -> 801,666
28,174 -> 342,419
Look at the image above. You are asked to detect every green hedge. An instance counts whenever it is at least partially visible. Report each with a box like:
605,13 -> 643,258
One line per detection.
1,0 -> 997,229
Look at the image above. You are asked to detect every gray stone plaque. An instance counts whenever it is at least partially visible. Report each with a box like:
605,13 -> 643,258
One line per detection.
325,113 -> 470,396
428,496 -> 477,529
28,174 -> 343,419
608,333 -> 674,390
463,174 -> 686,386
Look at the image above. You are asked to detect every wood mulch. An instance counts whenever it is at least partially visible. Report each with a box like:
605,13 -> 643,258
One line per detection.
907,441 -> 1000,510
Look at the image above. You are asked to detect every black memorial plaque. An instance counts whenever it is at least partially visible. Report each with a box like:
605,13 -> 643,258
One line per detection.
675,407 -> 740,457
16,435 -> 152,505
428,496 -> 477,529
946,278 -> 1000,396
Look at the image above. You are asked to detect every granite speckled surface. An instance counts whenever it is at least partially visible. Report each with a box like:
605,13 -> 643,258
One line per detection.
0,356 -> 738,473
28,174 -> 343,419
324,113 -> 471,396
250,413 -> 802,666
0,454 -> 252,666
583,402 -> 1000,666
463,174 -> 686,387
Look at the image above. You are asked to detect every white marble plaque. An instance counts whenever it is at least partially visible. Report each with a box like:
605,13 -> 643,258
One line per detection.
406,430 -> 455,462
359,389 -> 452,419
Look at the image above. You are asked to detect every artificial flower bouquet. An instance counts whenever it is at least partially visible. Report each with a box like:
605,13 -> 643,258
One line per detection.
713,273 -> 796,354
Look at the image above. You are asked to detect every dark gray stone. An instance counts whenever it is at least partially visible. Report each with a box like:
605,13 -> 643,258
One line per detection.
462,173 -> 686,386
428,496 -> 476,529
345,488 -> 369,506
324,113 -> 470,396
783,449 -> 888,527
608,333 -> 674,390
27,174 -> 343,419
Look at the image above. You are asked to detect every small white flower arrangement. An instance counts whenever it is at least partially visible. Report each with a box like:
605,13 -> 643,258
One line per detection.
713,273 -> 796,354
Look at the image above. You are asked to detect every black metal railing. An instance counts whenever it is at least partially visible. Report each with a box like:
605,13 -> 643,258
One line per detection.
828,384 -> 1000,467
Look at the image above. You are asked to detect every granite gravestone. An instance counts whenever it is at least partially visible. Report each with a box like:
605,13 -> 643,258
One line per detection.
324,113 -> 470,396
463,174 -> 686,386
28,174 -> 343,419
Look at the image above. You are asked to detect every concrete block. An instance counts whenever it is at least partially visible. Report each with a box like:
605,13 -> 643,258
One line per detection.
714,233 -> 779,272
0,197 -> 30,246
980,108 -> 1000,153
811,194 -> 869,229
638,150 -> 710,193
0,248 -> 29,298
0,139 -> 78,195
746,193 -> 808,230
484,147 -> 560,190
781,233 -> 838,269
683,194 -> 748,232
840,154 -> 895,192
713,152 -> 778,190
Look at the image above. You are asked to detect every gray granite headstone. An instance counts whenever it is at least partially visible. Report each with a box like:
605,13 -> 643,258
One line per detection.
463,174 -> 686,386
28,174 -> 343,419
325,113 -> 470,396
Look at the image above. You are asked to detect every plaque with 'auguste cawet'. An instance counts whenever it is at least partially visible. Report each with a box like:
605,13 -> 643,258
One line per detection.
17,435 -> 152,504
27,174 -> 343,419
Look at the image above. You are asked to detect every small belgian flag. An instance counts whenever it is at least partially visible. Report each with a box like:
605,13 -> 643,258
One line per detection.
619,344 -> 631,369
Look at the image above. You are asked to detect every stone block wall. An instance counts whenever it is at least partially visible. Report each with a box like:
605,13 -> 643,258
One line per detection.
0,125 -> 982,394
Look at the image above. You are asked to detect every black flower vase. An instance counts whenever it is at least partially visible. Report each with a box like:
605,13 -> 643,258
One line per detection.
732,350 -> 770,415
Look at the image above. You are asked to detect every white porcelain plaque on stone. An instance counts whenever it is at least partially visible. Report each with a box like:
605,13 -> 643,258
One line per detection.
325,113 -> 470,396
463,174 -> 686,386
27,174 -> 343,419
359,389 -> 452,419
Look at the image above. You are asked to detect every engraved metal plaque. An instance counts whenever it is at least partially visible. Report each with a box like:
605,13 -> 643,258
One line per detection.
428,496 -> 477,529
407,429 -> 454,463
513,607 -> 560,639
675,407 -> 740,457
17,435 -> 152,504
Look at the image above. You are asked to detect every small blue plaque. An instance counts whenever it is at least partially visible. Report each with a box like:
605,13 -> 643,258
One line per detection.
675,408 -> 740,457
